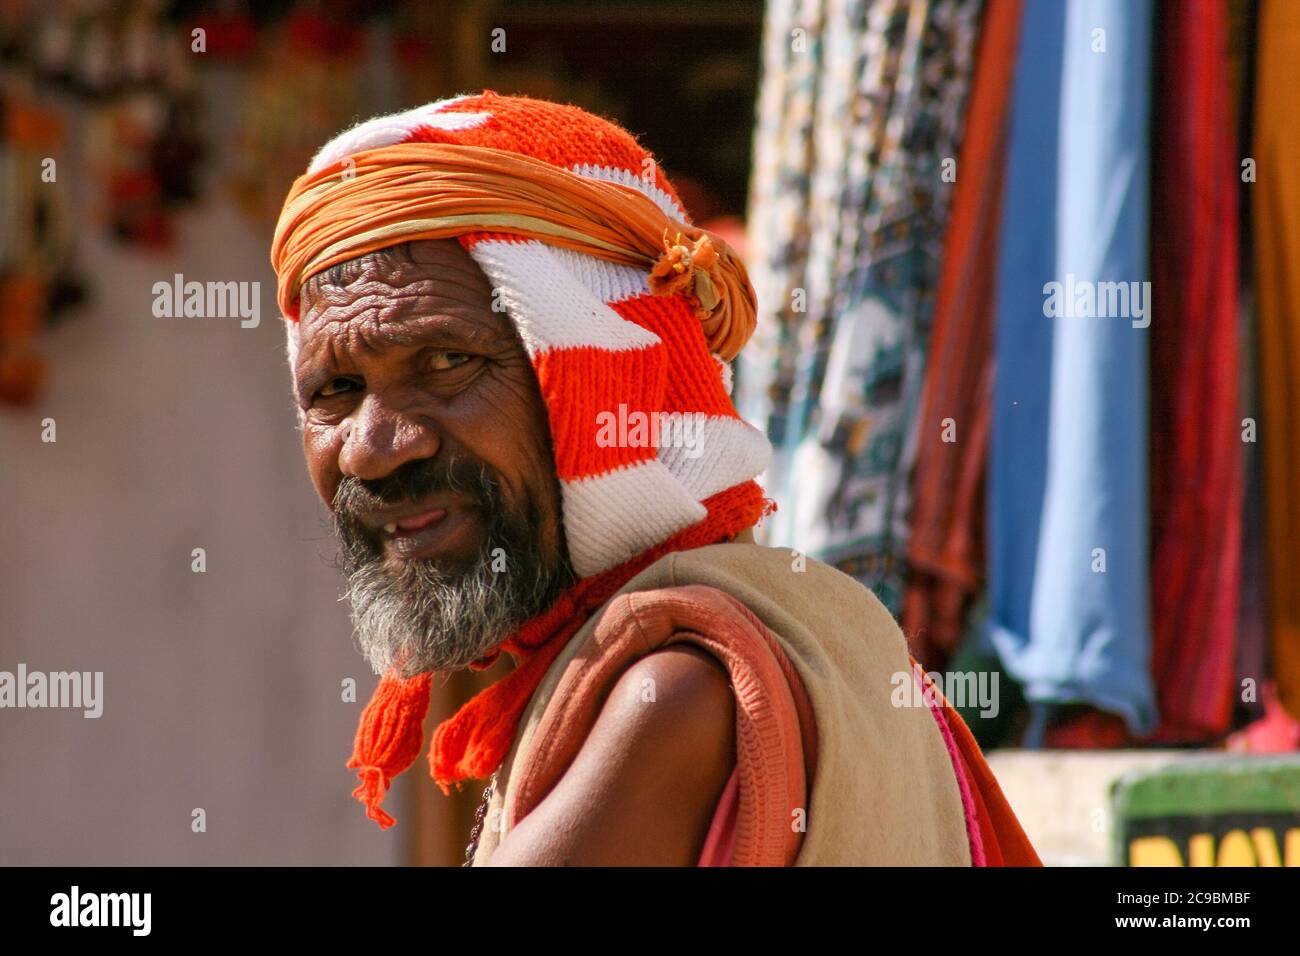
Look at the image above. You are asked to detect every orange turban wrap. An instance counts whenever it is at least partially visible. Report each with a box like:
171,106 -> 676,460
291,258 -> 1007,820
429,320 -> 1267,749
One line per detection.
271,142 -> 757,361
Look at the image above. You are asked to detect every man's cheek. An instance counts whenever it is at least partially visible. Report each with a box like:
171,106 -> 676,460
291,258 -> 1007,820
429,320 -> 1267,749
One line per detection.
310,466 -> 340,508
303,429 -> 342,504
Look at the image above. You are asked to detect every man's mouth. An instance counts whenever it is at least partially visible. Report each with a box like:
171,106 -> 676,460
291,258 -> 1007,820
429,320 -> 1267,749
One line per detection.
364,501 -> 481,562
387,508 -> 455,559
382,509 -> 447,536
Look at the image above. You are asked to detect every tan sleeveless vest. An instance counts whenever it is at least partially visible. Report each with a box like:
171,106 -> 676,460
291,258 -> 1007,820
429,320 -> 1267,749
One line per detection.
470,541 -> 972,865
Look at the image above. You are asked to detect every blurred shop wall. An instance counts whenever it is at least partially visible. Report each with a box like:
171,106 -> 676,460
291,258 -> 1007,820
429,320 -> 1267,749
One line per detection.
0,64 -> 397,866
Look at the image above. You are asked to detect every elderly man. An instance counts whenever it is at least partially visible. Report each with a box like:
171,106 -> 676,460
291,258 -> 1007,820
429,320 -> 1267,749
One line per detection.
271,92 -> 1038,866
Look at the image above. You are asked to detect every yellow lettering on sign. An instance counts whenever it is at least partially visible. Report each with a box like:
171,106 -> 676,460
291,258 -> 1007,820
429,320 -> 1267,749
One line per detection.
1129,827 -> 1300,866
1129,836 -> 1183,867
1216,830 -> 1255,867
1189,833 -> 1214,867
1250,828 -> 1282,867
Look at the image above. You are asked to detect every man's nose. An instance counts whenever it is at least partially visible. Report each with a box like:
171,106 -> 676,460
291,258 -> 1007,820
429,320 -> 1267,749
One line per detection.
337,394 -> 441,481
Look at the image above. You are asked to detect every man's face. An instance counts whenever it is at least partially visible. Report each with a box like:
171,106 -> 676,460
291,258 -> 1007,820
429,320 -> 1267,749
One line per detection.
294,239 -> 571,677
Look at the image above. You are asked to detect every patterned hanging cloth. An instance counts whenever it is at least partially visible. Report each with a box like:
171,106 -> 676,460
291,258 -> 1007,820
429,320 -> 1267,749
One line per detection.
737,0 -> 982,615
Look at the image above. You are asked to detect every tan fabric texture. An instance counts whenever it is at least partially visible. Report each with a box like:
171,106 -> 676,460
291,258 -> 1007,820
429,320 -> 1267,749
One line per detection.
471,541 -> 972,865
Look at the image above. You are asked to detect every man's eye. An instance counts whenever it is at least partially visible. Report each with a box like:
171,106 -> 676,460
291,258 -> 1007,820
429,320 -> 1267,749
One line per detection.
317,377 -> 360,399
428,352 -> 473,371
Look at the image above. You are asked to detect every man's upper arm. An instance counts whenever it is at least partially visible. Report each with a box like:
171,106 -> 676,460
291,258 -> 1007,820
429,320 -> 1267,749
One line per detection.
486,643 -> 736,866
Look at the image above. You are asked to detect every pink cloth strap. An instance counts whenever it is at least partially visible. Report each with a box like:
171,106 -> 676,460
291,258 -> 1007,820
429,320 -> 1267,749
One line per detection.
913,662 -> 986,865
696,766 -> 742,866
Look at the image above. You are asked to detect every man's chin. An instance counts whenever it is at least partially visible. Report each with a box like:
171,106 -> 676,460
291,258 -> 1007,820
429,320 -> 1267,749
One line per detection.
379,551 -> 476,584
346,556 -> 522,677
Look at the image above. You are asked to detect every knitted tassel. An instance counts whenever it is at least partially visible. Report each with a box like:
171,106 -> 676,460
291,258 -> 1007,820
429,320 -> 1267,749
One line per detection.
346,670 -> 433,829
429,637 -> 571,794
427,584 -> 593,794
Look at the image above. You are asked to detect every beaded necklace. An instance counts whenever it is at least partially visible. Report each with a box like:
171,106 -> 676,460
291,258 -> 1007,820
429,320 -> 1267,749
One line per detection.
462,771 -> 499,866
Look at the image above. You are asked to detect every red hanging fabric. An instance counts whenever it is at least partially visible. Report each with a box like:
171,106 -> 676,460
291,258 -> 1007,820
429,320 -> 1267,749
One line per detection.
903,0 -> 1022,668
1147,0 -> 1242,742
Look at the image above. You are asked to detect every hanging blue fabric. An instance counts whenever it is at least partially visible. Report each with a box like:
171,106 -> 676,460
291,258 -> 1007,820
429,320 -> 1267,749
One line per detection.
982,0 -> 1157,737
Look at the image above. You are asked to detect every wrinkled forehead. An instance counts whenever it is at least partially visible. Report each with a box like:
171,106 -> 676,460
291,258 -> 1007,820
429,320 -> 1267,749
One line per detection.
290,240 -> 514,366
298,240 -> 491,317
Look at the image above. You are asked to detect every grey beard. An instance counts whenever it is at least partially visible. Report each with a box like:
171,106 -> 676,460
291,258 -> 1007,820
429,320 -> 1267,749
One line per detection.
331,455 -> 573,679
342,536 -> 562,678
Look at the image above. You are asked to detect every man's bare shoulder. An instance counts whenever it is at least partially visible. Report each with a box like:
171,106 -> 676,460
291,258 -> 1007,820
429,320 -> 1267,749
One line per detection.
598,644 -> 736,760
486,644 -> 736,866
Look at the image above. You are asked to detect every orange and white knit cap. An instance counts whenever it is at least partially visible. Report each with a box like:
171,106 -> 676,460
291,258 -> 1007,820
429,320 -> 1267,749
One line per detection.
279,91 -> 771,579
